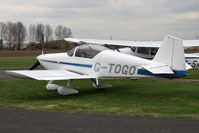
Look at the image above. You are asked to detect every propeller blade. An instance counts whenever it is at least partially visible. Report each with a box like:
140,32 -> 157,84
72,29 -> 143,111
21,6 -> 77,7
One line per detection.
29,61 -> 40,70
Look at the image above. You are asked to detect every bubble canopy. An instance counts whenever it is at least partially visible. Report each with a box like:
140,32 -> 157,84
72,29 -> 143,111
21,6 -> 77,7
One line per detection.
67,44 -> 109,58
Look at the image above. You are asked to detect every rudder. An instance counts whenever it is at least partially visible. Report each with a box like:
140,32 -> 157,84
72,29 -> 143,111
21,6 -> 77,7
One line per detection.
153,35 -> 186,71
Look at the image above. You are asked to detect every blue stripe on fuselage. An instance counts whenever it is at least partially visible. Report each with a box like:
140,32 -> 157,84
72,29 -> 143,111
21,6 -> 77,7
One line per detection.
138,69 -> 187,78
40,59 -> 57,64
59,61 -> 92,68
40,59 -> 92,68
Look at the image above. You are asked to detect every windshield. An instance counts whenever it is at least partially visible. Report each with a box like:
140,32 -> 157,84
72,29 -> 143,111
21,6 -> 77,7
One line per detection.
137,47 -> 150,55
67,47 -> 76,56
75,44 -> 109,58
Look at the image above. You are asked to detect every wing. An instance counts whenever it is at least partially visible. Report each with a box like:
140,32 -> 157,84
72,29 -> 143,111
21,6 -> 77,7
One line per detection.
65,38 -> 199,48
7,70 -> 95,80
183,40 -> 199,47
65,38 -> 161,48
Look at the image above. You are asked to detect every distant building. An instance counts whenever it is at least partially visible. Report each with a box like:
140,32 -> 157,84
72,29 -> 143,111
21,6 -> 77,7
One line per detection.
26,41 -> 40,50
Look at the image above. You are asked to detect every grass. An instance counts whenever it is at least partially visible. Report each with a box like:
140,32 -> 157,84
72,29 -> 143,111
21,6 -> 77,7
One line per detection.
0,56 -> 41,70
185,69 -> 199,79
1,56 -> 199,118
0,79 -> 199,118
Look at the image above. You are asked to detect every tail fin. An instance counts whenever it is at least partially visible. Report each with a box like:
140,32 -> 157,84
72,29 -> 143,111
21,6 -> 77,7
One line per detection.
153,35 -> 186,71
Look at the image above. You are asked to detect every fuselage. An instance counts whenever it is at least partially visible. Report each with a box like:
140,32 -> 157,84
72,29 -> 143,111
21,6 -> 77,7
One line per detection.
36,42 -> 187,79
37,49 -> 152,78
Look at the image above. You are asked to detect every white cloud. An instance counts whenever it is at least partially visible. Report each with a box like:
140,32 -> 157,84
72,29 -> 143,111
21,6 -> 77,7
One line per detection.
0,0 -> 199,40
175,12 -> 199,20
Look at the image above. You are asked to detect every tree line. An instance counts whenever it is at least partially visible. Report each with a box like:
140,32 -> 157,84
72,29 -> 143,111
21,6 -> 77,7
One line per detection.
0,21 -> 72,50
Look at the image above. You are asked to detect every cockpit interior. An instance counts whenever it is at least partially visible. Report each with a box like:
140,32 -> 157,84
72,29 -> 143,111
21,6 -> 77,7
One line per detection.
67,44 -> 109,58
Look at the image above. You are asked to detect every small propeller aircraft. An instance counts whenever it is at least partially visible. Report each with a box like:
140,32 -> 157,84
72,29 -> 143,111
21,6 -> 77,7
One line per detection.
7,35 -> 190,95
65,37 -> 199,69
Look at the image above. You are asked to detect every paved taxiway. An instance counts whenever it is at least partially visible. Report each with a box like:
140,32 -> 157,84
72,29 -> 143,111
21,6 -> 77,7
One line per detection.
0,108 -> 199,133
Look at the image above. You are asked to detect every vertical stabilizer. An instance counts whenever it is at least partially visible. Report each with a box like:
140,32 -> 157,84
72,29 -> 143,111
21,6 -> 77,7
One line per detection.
153,35 -> 186,71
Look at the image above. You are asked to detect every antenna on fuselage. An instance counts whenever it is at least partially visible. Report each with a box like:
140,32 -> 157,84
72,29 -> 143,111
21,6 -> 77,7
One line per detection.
110,35 -> 120,52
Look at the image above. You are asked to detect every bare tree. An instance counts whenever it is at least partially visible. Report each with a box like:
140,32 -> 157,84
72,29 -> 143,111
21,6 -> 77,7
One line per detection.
44,24 -> 53,48
55,25 -> 73,49
55,25 -> 72,40
4,21 -> 15,49
0,22 -> 4,40
62,27 -> 72,38
55,25 -> 63,41
0,22 -> 6,50
12,22 -> 26,50
29,24 -> 36,42
54,25 -> 63,49
36,23 -> 44,47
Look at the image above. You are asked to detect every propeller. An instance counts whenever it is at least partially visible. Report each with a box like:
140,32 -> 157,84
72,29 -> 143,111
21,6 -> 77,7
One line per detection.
29,34 -> 44,70
29,61 -> 40,70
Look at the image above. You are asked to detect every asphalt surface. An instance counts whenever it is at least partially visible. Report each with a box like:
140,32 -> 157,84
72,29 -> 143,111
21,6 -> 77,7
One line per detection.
0,108 -> 199,133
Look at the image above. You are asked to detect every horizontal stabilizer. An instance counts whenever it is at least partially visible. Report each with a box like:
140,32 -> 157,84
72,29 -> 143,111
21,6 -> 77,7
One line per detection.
186,63 -> 192,70
141,62 -> 173,74
7,70 -> 95,80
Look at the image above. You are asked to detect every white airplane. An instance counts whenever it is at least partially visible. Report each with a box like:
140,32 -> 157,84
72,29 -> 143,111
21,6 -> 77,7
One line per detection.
7,35 -> 190,95
65,37 -> 199,69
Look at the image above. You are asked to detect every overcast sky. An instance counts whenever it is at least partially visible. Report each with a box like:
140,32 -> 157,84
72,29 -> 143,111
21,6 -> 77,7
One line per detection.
0,0 -> 199,40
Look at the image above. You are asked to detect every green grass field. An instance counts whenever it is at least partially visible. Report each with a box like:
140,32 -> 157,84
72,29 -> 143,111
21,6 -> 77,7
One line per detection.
0,79 -> 199,118
0,56 -> 39,70
1,56 -> 199,118
185,69 -> 199,79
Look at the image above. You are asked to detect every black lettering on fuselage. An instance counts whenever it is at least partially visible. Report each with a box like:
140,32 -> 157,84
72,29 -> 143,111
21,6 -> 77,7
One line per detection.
108,63 -> 136,75
129,66 -> 136,75
122,65 -> 129,74
115,64 -> 122,73
192,61 -> 197,68
94,63 -> 101,72
109,64 -> 115,73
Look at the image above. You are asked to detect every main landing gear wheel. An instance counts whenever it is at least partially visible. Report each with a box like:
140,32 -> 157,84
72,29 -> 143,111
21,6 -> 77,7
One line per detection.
57,80 -> 79,95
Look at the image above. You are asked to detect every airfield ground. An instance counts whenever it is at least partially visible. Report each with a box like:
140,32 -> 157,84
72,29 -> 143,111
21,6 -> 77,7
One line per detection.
1,50 -> 199,132
0,50 -> 199,118
0,50 -> 65,57
1,107 -> 199,133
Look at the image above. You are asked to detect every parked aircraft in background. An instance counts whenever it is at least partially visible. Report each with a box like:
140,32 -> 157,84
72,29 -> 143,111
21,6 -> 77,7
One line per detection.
7,35 -> 189,95
118,47 -> 199,69
65,37 -> 199,69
